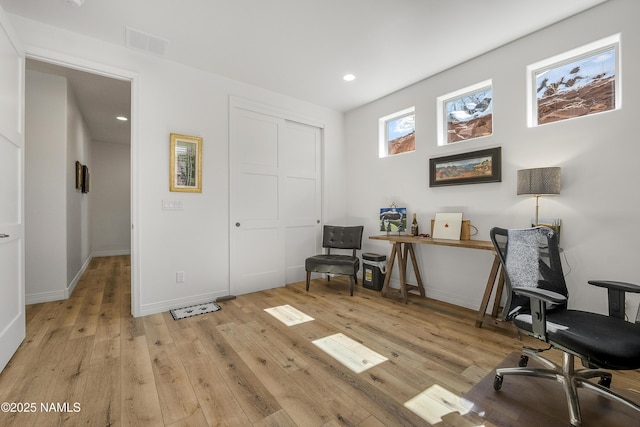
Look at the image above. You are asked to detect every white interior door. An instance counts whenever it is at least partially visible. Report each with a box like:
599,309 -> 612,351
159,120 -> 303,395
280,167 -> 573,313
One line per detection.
230,99 -> 321,295
282,121 -> 322,284
231,108 -> 284,295
0,10 -> 25,372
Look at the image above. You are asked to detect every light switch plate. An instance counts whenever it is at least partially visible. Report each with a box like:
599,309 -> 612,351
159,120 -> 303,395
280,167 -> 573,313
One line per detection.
162,200 -> 183,210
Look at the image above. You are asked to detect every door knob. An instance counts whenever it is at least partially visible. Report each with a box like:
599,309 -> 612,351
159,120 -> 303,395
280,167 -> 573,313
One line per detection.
235,222 -> 240,227
0,234 -> 9,238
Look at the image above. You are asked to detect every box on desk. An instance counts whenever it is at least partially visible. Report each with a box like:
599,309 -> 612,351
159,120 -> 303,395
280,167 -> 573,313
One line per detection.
430,219 -> 476,240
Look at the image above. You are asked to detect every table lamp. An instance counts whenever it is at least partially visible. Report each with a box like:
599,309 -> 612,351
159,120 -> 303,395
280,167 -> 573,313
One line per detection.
517,167 -> 561,226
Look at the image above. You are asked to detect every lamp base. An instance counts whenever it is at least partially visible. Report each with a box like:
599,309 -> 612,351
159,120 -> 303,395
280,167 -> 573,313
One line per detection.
531,218 -> 562,244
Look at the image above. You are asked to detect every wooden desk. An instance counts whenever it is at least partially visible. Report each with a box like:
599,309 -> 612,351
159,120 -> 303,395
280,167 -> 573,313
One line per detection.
369,234 -> 505,328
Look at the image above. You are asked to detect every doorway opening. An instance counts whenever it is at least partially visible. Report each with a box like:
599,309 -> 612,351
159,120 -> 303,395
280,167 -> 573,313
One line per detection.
24,57 -> 136,311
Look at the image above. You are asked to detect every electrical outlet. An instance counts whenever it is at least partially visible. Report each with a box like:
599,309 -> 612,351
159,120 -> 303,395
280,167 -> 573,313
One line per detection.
176,271 -> 185,283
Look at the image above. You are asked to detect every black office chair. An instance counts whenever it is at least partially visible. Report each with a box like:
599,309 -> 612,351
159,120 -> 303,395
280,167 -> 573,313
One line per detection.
490,226 -> 640,426
305,225 -> 364,296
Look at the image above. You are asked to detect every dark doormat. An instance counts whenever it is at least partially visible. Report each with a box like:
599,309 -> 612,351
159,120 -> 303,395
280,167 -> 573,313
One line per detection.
170,301 -> 221,320
463,352 -> 640,427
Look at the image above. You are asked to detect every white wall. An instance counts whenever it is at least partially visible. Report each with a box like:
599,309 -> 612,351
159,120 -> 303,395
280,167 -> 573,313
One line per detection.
25,70 -> 67,302
91,140 -> 131,256
19,3 -> 637,319
66,83 -> 92,289
346,0 -> 640,317
25,69 -> 92,303
9,13 -> 346,316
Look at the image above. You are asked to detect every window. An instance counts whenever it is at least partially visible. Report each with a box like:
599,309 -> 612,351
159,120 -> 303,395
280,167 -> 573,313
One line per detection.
437,80 -> 493,146
527,34 -> 620,127
378,107 -> 415,157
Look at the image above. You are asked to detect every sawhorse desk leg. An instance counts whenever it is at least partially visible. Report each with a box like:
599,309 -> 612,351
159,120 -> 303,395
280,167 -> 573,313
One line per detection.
403,243 -> 425,299
475,253 -> 504,327
380,242 -> 425,303
380,243 -> 397,299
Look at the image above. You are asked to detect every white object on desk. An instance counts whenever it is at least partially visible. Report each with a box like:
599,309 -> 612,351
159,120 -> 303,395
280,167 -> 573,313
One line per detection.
432,212 -> 463,240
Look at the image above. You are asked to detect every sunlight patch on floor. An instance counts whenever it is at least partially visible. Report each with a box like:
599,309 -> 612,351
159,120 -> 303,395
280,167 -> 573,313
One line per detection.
404,384 -> 480,425
264,304 -> 314,326
312,333 -> 388,373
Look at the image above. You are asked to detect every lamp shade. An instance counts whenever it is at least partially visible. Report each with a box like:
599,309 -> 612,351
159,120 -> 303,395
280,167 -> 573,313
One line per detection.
517,167 -> 561,196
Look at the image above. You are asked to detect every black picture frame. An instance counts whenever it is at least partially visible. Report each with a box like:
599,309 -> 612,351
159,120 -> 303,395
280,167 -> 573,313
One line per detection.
429,147 -> 501,187
81,165 -> 90,193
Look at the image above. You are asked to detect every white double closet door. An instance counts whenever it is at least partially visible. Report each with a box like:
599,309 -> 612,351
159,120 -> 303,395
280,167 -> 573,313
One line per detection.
230,98 -> 322,296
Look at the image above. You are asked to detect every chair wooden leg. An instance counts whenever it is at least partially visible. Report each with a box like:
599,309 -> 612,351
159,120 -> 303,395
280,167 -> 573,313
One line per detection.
349,276 -> 355,296
306,271 -> 311,291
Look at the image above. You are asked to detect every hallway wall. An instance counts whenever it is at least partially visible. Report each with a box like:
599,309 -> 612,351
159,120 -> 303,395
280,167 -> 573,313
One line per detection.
91,140 -> 131,256
25,69 -> 92,303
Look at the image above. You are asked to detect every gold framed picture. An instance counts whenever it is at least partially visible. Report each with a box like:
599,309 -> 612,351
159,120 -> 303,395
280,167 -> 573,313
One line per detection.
170,133 -> 202,192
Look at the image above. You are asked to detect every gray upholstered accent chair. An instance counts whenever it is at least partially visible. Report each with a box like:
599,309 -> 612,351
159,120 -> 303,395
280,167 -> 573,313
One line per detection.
490,226 -> 640,426
305,225 -> 364,296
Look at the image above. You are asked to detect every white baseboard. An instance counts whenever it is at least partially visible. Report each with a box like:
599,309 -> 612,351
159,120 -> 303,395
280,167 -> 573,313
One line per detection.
384,278 -> 480,311
138,291 -> 230,317
26,253 -> 95,304
66,254 -> 94,298
424,288 -> 479,311
92,249 -> 131,257
26,289 -> 67,305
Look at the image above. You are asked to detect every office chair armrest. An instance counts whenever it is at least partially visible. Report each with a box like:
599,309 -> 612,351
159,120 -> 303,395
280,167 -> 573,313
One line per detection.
588,280 -> 640,320
588,280 -> 640,293
512,286 -> 567,304
512,286 -> 565,342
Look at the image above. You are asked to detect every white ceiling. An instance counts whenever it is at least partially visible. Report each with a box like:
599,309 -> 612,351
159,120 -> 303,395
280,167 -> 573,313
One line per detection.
4,0 -> 608,145
26,58 -> 132,146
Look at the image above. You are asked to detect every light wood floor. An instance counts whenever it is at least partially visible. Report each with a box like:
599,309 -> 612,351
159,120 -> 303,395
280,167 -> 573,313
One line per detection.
1,255 -> 639,426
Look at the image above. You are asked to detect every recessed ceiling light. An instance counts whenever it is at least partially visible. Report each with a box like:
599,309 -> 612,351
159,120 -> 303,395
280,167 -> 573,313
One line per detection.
116,116 -> 128,121
343,74 -> 356,82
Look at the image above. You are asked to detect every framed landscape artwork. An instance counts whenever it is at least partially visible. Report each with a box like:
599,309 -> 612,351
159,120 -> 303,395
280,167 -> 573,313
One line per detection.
429,147 -> 501,187
528,35 -> 619,126
170,133 -> 203,193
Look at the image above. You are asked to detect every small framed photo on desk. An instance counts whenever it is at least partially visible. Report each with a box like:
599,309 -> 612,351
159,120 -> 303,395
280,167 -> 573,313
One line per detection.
379,207 -> 407,233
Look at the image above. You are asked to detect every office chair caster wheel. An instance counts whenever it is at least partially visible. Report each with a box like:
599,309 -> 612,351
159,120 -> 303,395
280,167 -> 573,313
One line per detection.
598,376 -> 612,388
493,375 -> 503,391
518,355 -> 529,367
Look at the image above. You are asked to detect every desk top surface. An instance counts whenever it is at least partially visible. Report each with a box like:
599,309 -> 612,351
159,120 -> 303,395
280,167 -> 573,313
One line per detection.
369,234 -> 494,251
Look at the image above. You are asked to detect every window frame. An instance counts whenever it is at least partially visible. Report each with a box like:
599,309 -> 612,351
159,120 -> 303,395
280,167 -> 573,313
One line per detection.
378,106 -> 415,158
526,34 -> 621,127
437,79 -> 493,147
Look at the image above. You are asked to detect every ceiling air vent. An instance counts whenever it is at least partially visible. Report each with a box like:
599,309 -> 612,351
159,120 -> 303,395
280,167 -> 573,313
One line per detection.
126,27 -> 169,55
64,0 -> 85,7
